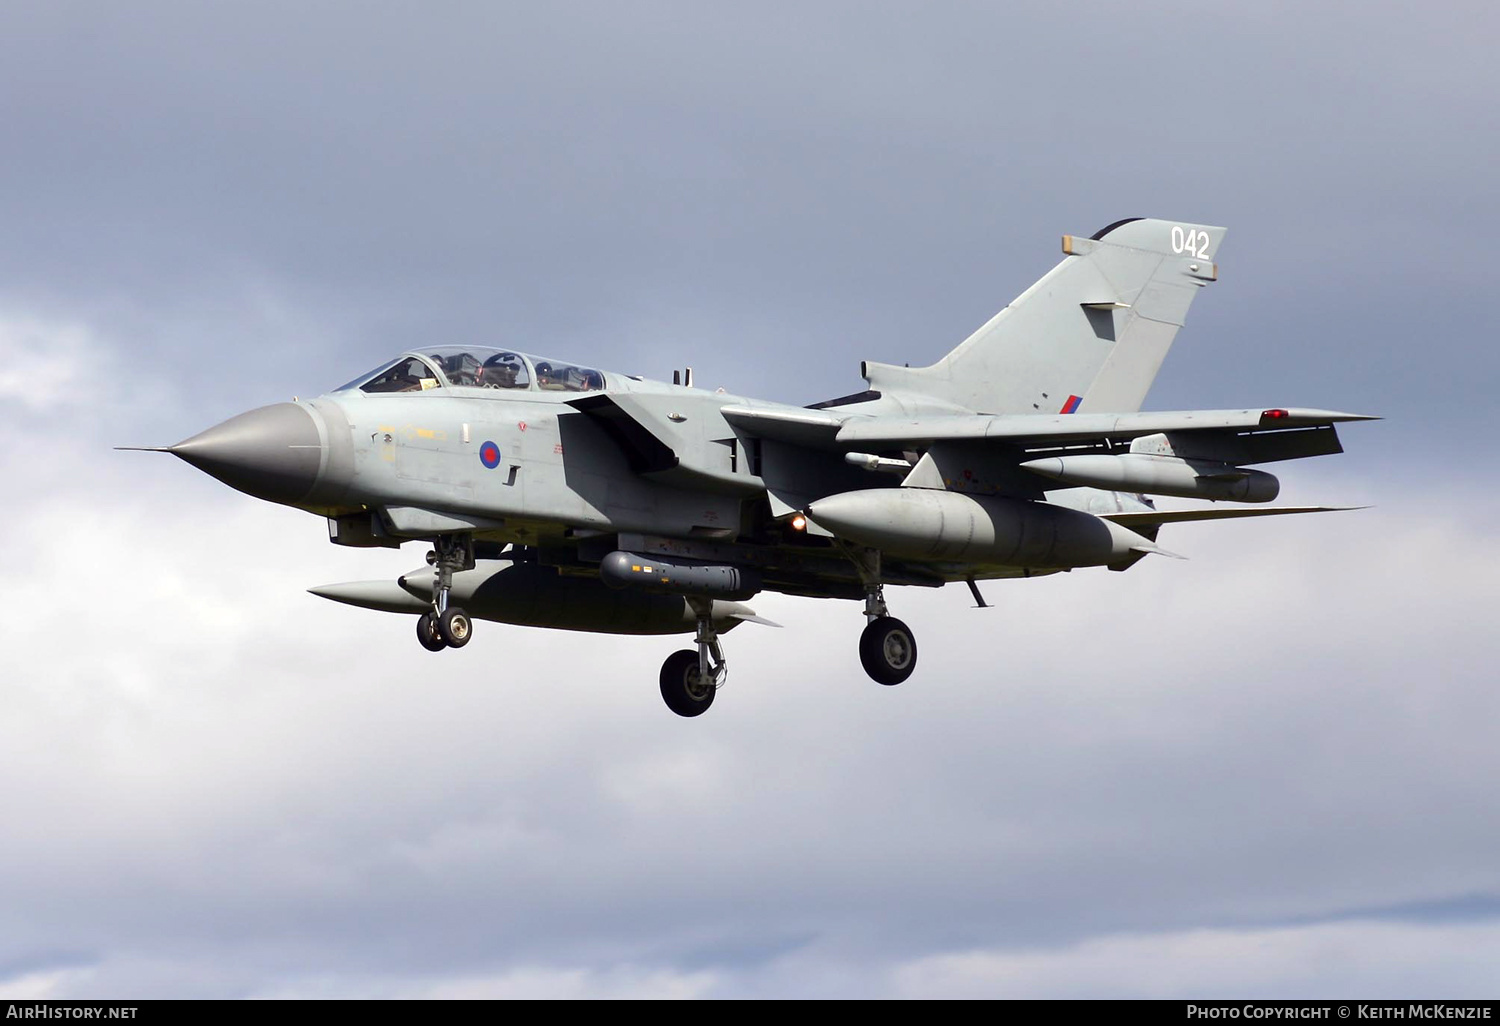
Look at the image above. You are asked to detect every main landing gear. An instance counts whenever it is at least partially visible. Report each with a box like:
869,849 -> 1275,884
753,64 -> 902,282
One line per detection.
414,533 -> 475,652
659,598 -> 727,717
849,547 -> 917,686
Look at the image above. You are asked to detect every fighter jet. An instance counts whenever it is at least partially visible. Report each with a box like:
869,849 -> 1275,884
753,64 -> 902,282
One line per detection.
132,218 -> 1373,716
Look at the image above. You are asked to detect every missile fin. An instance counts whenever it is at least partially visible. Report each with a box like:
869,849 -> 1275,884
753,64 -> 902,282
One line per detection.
308,581 -> 428,614
1131,541 -> 1188,560
727,612 -> 783,628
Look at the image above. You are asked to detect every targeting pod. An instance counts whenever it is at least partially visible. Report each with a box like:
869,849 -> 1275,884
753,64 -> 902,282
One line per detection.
600,551 -> 762,600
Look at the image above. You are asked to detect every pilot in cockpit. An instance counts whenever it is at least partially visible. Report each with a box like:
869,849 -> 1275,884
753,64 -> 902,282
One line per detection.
481,353 -> 522,389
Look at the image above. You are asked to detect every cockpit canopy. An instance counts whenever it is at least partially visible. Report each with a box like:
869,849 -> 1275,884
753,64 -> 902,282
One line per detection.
337,346 -> 606,395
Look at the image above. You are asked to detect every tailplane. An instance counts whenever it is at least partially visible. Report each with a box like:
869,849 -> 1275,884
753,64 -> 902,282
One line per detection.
863,218 -> 1226,415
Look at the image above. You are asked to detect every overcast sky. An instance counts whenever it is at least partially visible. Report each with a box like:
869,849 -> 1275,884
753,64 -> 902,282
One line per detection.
1,0 -> 1496,999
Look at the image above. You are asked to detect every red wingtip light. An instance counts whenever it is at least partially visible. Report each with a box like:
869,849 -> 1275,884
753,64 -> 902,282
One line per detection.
1261,408 -> 1289,421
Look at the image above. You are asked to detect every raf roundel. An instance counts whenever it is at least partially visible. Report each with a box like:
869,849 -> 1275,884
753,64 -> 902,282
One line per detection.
479,440 -> 501,469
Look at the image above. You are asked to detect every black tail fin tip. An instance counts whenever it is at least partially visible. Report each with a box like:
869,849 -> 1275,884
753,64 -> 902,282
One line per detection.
1090,217 -> 1145,241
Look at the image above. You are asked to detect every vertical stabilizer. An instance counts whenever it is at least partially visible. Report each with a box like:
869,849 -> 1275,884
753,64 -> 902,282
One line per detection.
862,218 -> 1226,415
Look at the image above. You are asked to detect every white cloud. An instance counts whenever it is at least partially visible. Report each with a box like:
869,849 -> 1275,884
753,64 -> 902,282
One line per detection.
890,920 -> 1500,999
0,310 -> 102,409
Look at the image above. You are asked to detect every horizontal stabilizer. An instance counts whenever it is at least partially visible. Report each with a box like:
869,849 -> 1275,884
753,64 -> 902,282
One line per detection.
1102,505 -> 1367,529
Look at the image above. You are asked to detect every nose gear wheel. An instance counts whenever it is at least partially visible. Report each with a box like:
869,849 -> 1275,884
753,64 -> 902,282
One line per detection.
437,607 -> 472,648
416,611 -> 447,651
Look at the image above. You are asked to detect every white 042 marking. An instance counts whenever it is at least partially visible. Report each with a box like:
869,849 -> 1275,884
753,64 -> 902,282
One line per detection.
1171,225 -> 1210,258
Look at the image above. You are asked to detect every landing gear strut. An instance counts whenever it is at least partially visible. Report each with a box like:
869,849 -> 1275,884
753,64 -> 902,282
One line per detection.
414,533 -> 475,652
847,546 -> 918,686
659,598 -> 726,717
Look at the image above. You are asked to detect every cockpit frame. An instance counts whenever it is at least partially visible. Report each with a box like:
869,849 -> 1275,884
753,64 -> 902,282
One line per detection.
336,346 -> 607,395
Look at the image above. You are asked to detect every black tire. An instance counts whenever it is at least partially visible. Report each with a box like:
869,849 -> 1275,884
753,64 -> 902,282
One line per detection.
859,616 -> 917,685
438,607 -> 472,648
659,649 -> 716,717
416,612 -> 447,652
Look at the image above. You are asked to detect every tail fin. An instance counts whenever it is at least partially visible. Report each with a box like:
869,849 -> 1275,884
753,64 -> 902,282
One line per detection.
863,218 -> 1226,415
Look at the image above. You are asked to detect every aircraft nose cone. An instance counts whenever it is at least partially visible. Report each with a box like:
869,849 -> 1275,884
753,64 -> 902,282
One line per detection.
171,402 -> 323,504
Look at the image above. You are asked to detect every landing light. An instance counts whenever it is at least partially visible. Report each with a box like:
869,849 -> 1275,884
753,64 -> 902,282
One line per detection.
789,514 -> 808,532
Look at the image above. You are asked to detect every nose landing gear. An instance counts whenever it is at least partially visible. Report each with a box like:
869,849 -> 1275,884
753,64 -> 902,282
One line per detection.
414,533 -> 475,652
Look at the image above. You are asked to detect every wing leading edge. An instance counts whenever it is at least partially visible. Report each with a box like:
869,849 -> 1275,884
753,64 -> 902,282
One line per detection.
834,407 -> 1378,448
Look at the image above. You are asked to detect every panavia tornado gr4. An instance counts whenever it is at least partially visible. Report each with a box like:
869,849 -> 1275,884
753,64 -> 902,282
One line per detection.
133,218 -> 1373,716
